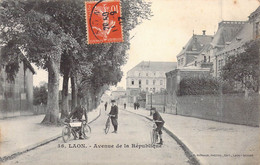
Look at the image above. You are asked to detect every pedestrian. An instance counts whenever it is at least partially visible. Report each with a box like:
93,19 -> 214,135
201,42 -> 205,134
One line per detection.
124,103 -> 126,109
109,100 -> 118,133
151,107 -> 165,145
104,102 -> 107,111
136,102 -> 140,109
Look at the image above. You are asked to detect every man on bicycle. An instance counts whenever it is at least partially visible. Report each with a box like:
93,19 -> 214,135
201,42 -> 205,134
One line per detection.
109,100 -> 118,133
67,104 -> 88,139
151,107 -> 164,145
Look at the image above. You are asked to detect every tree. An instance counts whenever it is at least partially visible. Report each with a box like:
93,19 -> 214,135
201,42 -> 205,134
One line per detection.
221,40 -> 259,92
0,0 -> 79,124
0,0 -> 152,124
33,84 -> 48,105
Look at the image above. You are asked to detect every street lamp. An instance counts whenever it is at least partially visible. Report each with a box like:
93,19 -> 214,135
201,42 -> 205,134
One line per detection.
149,89 -> 154,116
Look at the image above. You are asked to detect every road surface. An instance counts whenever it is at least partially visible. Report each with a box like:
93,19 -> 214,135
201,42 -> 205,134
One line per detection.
4,109 -> 190,165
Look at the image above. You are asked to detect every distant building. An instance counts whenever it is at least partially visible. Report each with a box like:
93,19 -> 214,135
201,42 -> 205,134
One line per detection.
111,87 -> 126,105
126,61 -> 177,93
0,58 -> 35,118
111,87 -> 126,100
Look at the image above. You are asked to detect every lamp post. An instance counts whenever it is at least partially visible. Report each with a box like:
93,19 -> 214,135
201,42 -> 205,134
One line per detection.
149,89 -> 153,116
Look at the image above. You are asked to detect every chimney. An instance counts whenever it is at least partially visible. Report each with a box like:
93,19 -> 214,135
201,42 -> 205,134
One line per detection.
202,30 -> 206,35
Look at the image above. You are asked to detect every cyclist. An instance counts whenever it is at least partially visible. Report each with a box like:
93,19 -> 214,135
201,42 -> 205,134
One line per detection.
109,100 -> 118,133
151,107 -> 165,145
67,104 -> 88,139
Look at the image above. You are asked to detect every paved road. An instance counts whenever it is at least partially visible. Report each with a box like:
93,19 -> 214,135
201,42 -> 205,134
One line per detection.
4,110 -> 190,165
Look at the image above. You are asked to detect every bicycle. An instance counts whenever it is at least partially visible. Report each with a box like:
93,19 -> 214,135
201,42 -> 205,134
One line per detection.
62,119 -> 91,143
104,115 -> 111,134
150,123 -> 159,145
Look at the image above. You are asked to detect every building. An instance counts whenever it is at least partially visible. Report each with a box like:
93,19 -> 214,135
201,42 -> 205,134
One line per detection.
111,87 -> 126,100
177,31 -> 213,68
109,87 -> 126,106
215,22 -> 253,77
0,58 -> 35,118
126,61 -> 177,93
249,6 -> 260,40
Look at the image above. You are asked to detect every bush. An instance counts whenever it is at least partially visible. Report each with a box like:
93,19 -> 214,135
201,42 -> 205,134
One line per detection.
177,77 -> 238,96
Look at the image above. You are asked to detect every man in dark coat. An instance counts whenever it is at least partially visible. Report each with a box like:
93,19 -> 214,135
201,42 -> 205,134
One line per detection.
151,107 -> 165,145
104,102 -> 108,111
67,105 -> 88,139
109,100 -> 118,133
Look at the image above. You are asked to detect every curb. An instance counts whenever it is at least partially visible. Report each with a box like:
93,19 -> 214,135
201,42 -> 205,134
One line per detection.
0,109 -> 102,163
123,109 -> 201,165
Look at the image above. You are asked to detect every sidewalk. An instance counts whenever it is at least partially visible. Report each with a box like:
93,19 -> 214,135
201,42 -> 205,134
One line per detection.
123,106 -> 260,165
0,107 -> 101,160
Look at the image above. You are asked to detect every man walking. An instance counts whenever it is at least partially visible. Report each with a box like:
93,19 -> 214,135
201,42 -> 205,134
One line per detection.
104,102 -> 108,111
109,100 -> 118,133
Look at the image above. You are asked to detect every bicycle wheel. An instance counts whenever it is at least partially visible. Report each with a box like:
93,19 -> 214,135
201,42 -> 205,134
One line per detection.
104,118 -> 110,134
82,124 -> 91,139
151,129 -> 157,145
62,126 -> 71,143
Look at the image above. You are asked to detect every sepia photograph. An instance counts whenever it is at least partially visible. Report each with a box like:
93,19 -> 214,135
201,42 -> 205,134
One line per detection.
0,0 -> 259,164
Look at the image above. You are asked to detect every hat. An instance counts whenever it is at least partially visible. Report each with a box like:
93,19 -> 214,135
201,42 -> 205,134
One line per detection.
111,100 -> 116,103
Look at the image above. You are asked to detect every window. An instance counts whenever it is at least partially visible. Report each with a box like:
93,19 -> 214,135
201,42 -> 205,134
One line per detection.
131,80 -> 134,85
146,87 -> 148,91
139,72 -> 141,76
160,80 -> 163,85
204,56 -> 206,62
139,80 -> 141,88
146,73 -> 148,76
218,59 -> 224,71
154,72 -> 156,76
153,80 -> 156,85
181,58 -> 184,65
195,61 -> 197,66
146,80 -> 148,85
208,56 -> 210,62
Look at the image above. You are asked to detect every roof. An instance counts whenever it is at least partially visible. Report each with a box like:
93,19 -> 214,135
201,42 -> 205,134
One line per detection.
177,34 -> 213,57
211,21 -> 246,48
128,61 -> 177,73
249,6 -> 260,19
217,22 -> 253,55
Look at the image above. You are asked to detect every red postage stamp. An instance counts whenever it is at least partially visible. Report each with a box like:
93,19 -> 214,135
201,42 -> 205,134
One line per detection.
85,0 -> 123,44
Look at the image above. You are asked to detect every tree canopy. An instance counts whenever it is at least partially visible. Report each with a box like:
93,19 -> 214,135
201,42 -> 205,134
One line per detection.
0,0 -> 152,124
221,40 -> 259,92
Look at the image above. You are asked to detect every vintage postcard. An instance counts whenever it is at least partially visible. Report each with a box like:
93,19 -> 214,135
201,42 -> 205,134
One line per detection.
0,0 -> 259,165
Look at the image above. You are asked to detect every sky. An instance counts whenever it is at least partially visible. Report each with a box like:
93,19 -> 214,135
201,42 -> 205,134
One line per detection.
33,0 -> 260,90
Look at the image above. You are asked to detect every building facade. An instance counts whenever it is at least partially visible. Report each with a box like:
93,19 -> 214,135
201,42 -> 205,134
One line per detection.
0,60 -> 35,118
126,61 -> 177,93
177,31 -> 213,68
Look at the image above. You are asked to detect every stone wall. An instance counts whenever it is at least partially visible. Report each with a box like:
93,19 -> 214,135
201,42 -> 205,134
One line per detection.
172,93 -> 259,126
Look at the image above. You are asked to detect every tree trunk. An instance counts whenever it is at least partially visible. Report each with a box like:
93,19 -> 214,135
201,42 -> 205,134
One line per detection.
60,74 -> 69,119
71,75 -> 77,110
42,59 -> 60,125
